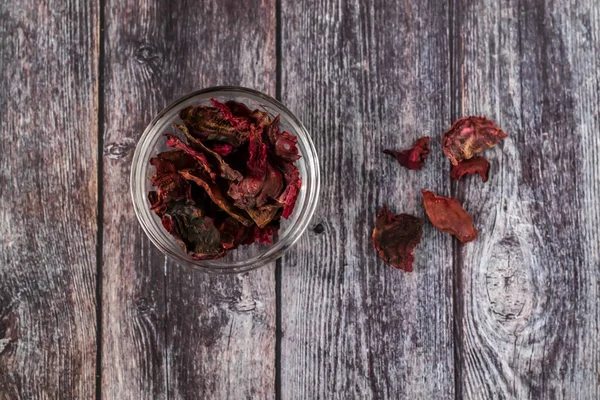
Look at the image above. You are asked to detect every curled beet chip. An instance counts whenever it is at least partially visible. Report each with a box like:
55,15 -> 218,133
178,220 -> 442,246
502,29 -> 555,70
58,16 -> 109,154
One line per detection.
165,134 -> 217,182
179,104 -> 248,147
451,156 -> 490,182
247,127 -> 268,176
442,116 -> 508,165
228,174 -> 266,210
246,205 -> 281,229
256,163 -> 284,207
173,123 -> 243,182
149,157 -> 176,183
225,100 -> 271,129
421,189 -> 478,243
267,116 -> 301,162
178,169 -> 253,227
383,136 -> 430,170
276,162 -> 301,219
210,98 -> 251,132
153,150 -> 198,171
372,206 -> 424,272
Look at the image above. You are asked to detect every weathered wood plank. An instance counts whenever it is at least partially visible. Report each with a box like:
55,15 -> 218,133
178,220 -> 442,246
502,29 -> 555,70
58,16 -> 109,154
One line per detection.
0,0 -> 98,398
101,1 -> 276,399
453,0 -> 600,398
279,1 -> 455,398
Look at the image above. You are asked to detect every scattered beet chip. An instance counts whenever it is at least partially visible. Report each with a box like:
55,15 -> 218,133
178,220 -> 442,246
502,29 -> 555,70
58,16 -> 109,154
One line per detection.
383,136 -> 430,170
451,156 -> 490,182
442,116 -> 508,165
149,99 -> 302,259
372,206 -> 424,272
421,190 -> 478,243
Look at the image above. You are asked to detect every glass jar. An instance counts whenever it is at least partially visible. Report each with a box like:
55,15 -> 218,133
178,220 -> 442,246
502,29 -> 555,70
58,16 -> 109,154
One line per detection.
130,87 -> 320,273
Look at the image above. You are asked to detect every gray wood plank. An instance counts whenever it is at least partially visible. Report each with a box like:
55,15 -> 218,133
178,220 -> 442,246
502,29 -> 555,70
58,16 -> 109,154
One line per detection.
279,1 -> 455,398
101,1 -> 277,399
453,0 -> 600,398
0,0 -> 99,398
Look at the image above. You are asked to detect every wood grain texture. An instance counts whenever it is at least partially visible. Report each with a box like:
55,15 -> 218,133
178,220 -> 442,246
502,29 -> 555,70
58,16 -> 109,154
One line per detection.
0,0 -> 98,398
101,1 -> 276,399
279,1 -> 455,398
453,0 -> 600,398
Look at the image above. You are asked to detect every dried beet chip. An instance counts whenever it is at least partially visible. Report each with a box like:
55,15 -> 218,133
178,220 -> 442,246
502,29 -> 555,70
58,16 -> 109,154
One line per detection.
210,98 -> 252,132
228,162 -> 284,214
225,100 -> 271,129
173,123 -> 243,182
451,156 -> 490,182
276,164 -> 301,219
154,150 -> 198,170
228,174 -> 267,211
266,116 -> 301,162
442,116 -> 508,165
421,189 -> 478,243
178,169 -> 253,227
246,204 -> 281,229
247,126 -> 268,176
162,202 -> 225,260
383,136 -> 430,170
179,105 -> 248,147
217,217 -> 247,250
153,173 -> 189,200
149,157 -> 176,183
165,134 -> 217,182
256,163 -> 284,208
372,206 -> 424,272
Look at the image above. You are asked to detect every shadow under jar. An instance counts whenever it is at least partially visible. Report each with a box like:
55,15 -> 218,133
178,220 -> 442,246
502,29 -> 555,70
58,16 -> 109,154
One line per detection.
130,87 -> 320,274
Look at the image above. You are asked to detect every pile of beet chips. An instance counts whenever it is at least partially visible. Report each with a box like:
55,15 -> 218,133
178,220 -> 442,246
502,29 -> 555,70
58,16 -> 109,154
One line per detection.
148,99 -> 302,260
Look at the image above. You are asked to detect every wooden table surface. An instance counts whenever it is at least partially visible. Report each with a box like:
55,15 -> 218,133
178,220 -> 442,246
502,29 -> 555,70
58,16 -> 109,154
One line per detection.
1,0 -> 599,399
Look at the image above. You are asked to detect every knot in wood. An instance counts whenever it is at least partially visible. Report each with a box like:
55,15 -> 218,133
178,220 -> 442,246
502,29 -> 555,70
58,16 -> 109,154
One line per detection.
104,139 -> 135,160
312,223 -> 325,235
484,236 -> 533,329
135,297 -> 152,314
135,43 -> 162,65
